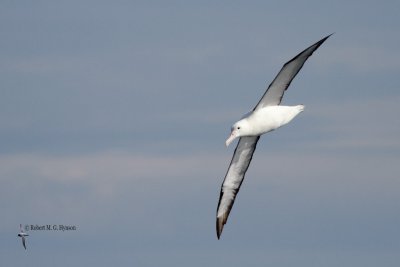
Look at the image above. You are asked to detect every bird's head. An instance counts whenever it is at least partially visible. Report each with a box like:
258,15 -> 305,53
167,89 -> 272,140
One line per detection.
225,120 -> 249,147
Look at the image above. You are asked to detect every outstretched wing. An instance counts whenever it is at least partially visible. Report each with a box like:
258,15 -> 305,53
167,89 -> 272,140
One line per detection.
253,34 -> 332,110
216,136 -> 260,239
216,34 -> 331,239
22,236 -> 26,250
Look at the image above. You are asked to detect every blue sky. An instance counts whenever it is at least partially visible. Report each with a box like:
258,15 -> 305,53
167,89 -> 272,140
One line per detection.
1,1 -> 400,266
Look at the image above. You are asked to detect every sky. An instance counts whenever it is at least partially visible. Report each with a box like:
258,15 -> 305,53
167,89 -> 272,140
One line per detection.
1,1 -> 400,266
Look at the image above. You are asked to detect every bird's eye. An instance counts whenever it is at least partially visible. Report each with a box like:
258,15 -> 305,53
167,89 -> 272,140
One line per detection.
237,127 -> 241,129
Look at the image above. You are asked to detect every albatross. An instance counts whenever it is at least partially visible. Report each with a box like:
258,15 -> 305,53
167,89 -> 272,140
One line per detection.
216,34 -> 331,239
17,224 -> 29,250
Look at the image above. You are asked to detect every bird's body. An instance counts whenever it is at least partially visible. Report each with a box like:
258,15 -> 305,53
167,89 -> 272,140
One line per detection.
216,34 -> 331,239
226,105 -> 304,146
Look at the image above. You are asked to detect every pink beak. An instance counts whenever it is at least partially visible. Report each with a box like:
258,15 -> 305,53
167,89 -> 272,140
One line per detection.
225,131 -> 237,147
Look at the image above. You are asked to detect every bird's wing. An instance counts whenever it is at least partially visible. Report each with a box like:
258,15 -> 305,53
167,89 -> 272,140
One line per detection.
20,224 -> 23,232
216,35 -> 331,239
253,34 -> 332,110
216,136 -> 260,239
22,236 -> 26,250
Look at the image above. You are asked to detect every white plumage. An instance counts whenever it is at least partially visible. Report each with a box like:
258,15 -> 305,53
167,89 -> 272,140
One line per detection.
216,34 -> 331,239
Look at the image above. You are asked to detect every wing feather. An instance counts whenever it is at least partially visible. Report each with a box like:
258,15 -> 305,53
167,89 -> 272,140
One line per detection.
254,34 -> 332,110
216,136 -> 260,239
22,236 -> 26,250
216,34 -> 331,239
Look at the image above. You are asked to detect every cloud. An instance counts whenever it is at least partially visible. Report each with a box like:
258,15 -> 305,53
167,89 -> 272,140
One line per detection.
0,151 -> 225,224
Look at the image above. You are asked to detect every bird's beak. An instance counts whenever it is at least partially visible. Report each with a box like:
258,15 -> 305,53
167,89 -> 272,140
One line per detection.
225,131 -> 237,147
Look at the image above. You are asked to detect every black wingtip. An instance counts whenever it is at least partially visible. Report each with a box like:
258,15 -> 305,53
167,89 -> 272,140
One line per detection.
216,217 -> 224,240
315,33 -> 333,47
321,33 -> 334,43
301,33 -> 332,59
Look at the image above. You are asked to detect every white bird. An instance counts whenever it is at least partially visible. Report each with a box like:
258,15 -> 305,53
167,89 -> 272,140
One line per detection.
216,34 -> 331,239
17,224 -> 29,250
